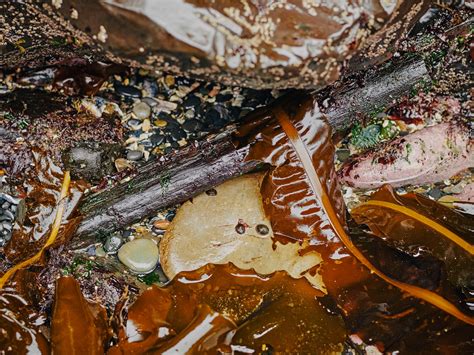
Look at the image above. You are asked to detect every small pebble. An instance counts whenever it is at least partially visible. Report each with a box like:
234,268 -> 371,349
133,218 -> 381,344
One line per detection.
133,101 -> 151,120
142,97 -> 158,107
427,187 -> 444,200
127,119 -> 142,128
155,120 -> 168,128
142,119 -> 151,132
127,150 -> 143,161
150,133 -> 165,145
170,128 -> 186,141
165,211 -> 176,221
115,84 -> 142,98
95,246 -> 106,257
182,119 -> 202,132
336,149 -> 351,163
185,109 -> 195,119
183,95 -> 201,109
115,158 -> 133,172
118,239 -> 159,274
153,220 -> 170,230
104,233 -> 123,253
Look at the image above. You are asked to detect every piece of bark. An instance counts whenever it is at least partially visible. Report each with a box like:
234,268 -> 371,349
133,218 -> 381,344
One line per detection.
73,58 -> 430,245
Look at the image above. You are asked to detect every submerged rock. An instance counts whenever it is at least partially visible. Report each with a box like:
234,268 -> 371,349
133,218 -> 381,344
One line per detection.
63,143 -> 122,183
338,121 -> 473,189
160,173 -> 324,290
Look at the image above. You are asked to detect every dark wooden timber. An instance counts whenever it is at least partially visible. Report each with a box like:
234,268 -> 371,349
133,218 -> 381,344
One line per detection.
72,58 -> 429,245
72,132 -> 258,248
320,59 -> 429,131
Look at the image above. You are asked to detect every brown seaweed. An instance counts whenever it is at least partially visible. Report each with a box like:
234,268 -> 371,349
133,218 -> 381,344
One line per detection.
351,185 -> 474,312
109,263 -> 346,353
2,151 -> 84,267
51,276 -> 110,354
235,92 -> 474,351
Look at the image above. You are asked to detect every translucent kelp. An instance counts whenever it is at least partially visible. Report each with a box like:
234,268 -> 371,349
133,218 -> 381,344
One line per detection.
109,263 -> 346,354
351,185 -> 474,314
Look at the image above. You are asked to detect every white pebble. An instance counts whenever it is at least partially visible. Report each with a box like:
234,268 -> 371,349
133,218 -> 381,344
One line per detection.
133,101 -> 151,120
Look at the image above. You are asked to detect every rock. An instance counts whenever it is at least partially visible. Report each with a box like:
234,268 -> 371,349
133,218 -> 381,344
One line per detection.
63,143 -> 122,182
115,158 -> 134,172
159,173 -> 324,290
118,238 -> 159,274
127,150 -> 143,161
104,233 -> 123,253
152,220 -> 170,230
141,119 -> 151,132
183,95 -> 200,109
182,119 -> 202,132
150,133 -> 165,146
169,127 -> 186,141
133,101 -> 151,120
115,84 -> 141,98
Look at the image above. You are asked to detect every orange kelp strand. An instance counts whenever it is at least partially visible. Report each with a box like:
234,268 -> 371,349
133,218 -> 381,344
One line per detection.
361,200 -> 473,254
275,109 -> 474,326
0,171 -> 71,289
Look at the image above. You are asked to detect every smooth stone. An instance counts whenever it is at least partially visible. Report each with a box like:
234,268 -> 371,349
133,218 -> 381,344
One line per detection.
205,108 -> 220,123
336,149 -> 351,162
127,119 -> 142,128
95,246 -> 106,257
133,101 -> 151,120
127,150 -> 143,161
185,109 -> 195,119
428,188 -> 444,200
153,220 -> 170,230
150,133 -> 165,145
216,93 -> 233,102
182,119 -> 202,132
169,128 -> 186,141
183,95 -> 201,108
142,97 -> 158,107
118,238 -> 159,274
104,233 -> 123,253
115,84 -> 142,98
154,119 -> 168,128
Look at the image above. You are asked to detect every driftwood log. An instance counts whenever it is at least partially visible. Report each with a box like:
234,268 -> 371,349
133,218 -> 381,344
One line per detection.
73,58 -> 429,246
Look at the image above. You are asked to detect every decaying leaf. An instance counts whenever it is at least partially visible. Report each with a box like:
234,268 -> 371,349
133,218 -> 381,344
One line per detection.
160,173 -> 324,290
